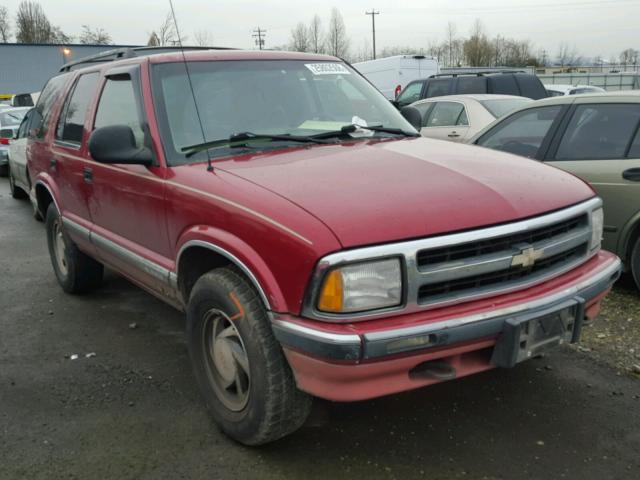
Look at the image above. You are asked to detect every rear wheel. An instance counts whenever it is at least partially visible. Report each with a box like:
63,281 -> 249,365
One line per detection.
9,167 -> 27,199
186,267 -> 312,445
45,203 -> 103,293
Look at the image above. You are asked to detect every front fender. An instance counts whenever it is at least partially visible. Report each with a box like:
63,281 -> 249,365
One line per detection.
175,225 -> 286,312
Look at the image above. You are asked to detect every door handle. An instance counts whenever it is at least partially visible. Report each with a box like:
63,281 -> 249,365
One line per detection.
622,168 -> 640,182
83,167 -> 93,184
447,132 -> 460,138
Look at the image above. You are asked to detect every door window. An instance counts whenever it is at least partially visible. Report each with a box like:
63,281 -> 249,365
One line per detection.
94,76 -> 145,148
16,109 -> 32,138
628,126 -> 640,158
554,104 -> 640,160
56,72 -> 100,145
425,102 -> 468,127
31,73 -> 70,140
477,105 -> 562,158
396,82 -> 423,106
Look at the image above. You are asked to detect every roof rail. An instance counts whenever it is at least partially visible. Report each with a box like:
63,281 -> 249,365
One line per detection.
59,45 -> 236,72
428,70 -> 527,78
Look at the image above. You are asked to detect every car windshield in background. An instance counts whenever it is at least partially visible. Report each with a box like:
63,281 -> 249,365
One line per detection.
152,60 -> 415,164
0,109 -> 27,127
480,98 -> 532,118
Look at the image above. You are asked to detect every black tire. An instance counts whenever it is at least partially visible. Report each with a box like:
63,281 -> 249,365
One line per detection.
186,267 -> 312,445
45,203 -> 103,293
631,236 -> 640,291
9,167 -> 28,199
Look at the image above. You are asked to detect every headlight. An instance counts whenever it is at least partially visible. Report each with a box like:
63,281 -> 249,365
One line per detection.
591,208 -> 604,249
317,258 -> 402,313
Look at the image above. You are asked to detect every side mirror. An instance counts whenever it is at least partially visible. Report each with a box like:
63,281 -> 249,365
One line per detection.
88,125 -> 153,165
400,106 -> 423,132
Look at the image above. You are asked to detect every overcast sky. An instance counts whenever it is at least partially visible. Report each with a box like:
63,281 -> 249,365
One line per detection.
3,0 -> 640,60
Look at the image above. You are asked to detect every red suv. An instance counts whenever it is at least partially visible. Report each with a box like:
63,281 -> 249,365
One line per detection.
28,48 -> 620,445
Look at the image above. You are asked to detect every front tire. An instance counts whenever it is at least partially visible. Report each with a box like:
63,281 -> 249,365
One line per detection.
45,203 -> 103,293
186,268 -> 311,445
630,237 -> 640,291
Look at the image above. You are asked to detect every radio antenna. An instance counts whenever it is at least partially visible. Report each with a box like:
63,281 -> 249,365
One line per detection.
168,0 -> 214,172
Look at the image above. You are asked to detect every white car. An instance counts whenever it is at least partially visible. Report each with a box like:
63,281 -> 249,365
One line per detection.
545,84 -> 606,96
410,94 -> 533,142
0,107 -> 31,177
7,108 -> 34,199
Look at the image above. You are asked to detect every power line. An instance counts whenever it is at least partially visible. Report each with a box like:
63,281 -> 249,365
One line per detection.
365,9 -> 380,60
252,27 -> 266,50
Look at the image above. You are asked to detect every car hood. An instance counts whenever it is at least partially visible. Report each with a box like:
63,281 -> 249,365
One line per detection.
215,138 -> 595,248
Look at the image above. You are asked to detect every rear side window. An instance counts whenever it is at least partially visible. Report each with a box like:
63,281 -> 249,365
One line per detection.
425,102 -> 467,127
31,73 -> 70,140
94,76 -> 144,148
488,75 -> 520,97
425,79 -> 450,98
555,104 -> 640,160
514,74 -> 548,100
56,72 -> 100,145
456,76 -> 487,95
397,81 -> 424,106
477,105 -> 563,158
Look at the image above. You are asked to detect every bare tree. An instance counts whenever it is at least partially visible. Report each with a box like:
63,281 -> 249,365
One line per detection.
150,12 -> 186,46
556,42 -> 582,67
193,30 -> 213,46
0,5 -> 11,42
15,1 -> 52,43
463,19 -> 492,67
289,22 -> 310,52
445,22 -> 457,67
620,48 -> 639,68
326,8 -> 349,58
79,25 -> 112,45
308,14 -> 324,53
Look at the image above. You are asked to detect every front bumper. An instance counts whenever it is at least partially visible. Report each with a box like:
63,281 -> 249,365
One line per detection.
272,251 -> 621,401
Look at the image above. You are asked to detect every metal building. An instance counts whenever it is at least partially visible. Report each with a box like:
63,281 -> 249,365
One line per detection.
0,43 -> 139,95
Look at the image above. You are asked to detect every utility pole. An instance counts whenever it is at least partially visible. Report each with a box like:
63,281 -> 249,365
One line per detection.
252,27 -> 266,50
365,9 -> 379,60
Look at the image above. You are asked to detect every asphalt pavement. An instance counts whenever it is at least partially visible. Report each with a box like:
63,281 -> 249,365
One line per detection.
1,177 -> 638,480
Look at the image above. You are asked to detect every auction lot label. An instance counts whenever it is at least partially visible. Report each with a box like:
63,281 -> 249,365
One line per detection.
305,63 -> 350,75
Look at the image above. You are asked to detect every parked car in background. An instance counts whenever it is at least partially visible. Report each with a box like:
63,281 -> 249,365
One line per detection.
7,108 -> 34,199
353,55 -> 439,100
545,84 -> 606,96
0,106 -> 31,176
395,71 -> 548,108
29,47 -> 619,445
470,91 -> 640,288
410,94 -> 532,142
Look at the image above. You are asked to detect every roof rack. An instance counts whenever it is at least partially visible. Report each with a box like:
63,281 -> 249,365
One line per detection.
59,45 -> 236,72
428,70 -> 527,78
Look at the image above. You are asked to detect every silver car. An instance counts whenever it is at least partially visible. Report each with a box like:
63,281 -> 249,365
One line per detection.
8,107 -> 34,199
0,107 -> 30,176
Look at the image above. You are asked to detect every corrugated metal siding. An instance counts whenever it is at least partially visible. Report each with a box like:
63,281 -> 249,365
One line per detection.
0,44 -> 138,94
538,73 -> 640,91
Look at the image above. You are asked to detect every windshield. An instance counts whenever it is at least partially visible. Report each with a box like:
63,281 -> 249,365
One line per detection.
152,60 -> 416,165
480,98 -> 532,118
0,109 -> 27,127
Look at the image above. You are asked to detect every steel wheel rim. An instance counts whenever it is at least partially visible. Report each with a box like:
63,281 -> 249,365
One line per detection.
52,219 -> 68,276
202,308 -> 251,412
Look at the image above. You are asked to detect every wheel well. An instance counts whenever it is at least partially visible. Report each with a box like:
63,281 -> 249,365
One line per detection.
35,183 -> 54,216
177,246 -> 234,302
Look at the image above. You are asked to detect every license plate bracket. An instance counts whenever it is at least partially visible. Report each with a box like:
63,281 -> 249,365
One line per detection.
491,298 -> 585,368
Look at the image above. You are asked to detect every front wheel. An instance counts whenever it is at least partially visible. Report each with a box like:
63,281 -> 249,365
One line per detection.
186,268 -> 312,445
45,203 -> 103,293
630,237 -> 640,291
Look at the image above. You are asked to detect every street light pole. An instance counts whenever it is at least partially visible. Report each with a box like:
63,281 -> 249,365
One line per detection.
365,9 -> 380,60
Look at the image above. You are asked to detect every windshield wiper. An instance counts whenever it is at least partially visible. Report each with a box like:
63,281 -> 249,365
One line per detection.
309,124 -> 420,140
182,132 -> 334,158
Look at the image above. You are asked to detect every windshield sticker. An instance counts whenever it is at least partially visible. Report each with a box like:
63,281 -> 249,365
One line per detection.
305,63 -> 350,75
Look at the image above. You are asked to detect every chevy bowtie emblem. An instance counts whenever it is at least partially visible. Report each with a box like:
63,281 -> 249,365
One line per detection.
511,247 -> 544,268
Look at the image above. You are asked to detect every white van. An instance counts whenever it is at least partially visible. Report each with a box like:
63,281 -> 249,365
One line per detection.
353,55 -> 439,100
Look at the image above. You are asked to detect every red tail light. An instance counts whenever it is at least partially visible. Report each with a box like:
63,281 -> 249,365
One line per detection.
394,85 -> 402,98
0,138 -> 10,145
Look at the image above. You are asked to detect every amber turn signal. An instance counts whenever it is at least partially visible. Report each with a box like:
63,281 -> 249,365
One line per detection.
317,269 -> 344,313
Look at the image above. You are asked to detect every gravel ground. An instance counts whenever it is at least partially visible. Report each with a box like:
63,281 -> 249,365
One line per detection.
573,273 -> 640,376
1,178 -> 639,480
